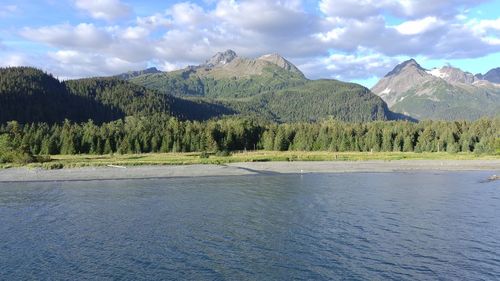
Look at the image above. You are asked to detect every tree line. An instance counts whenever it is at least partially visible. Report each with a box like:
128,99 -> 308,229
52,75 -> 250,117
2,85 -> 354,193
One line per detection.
1,115 -> 498,163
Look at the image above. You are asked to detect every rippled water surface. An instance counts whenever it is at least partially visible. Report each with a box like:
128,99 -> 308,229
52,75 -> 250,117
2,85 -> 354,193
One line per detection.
1,172 -> 500,280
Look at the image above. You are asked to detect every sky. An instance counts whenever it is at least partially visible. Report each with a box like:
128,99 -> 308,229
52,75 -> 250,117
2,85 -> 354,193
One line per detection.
0,0 -> 499,87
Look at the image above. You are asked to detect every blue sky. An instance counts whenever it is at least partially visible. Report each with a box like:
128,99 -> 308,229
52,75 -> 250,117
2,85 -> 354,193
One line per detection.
1,0 -> 499,87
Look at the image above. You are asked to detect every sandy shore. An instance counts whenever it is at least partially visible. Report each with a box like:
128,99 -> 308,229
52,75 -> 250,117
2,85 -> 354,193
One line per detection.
0,160 -> 499,182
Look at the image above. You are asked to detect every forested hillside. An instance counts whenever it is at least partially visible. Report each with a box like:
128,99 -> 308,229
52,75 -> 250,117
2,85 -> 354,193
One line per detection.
251,80 -> 390,122
0,67 -> 232,124
1,65 -> 394,124
65,77 -> 233,120
0,67 -> 123,123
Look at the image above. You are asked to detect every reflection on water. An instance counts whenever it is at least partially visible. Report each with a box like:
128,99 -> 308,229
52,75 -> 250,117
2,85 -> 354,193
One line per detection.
1,172 -> 499,280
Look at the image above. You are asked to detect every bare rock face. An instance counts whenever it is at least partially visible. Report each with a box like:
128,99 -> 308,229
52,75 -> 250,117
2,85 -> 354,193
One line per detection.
205,50 -> 238,67
429,66 -> 477,84
371,59 -> 500,120
197,50 -> 304,79
257,53 -> 303,75
371,59 -> 432,107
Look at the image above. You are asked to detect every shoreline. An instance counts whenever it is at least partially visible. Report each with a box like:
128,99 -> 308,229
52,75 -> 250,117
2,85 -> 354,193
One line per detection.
0,160 -> 499,182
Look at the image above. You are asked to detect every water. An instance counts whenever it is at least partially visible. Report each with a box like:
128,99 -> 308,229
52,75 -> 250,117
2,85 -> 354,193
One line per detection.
1,172 -> 499,280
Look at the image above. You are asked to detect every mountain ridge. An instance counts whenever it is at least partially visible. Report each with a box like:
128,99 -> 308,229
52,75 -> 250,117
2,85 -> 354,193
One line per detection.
0,67 -> 234,124
371,59 -> 500,120
118,50 -> 397,122
479,67 -> 500,84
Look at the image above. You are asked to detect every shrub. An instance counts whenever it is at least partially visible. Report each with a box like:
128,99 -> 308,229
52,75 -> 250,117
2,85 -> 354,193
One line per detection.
42,162 -> 64,170
215,150 -> 231,157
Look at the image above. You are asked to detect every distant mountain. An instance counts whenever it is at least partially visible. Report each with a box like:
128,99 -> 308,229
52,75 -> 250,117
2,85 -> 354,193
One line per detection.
0,67 -> 232,124
123,50 -> 394,122
204,49 -> 238,67
115,67 -> 161,80
128,49 -> 307,99
0,50 -> 403,124
202,49 -> 304,78
477,67 -> 500,84
371,59 -> 500,120
0,67 -> 123,124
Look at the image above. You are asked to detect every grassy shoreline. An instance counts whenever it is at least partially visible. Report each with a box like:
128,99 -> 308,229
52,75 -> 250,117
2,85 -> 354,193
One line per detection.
1,151 -> 498,169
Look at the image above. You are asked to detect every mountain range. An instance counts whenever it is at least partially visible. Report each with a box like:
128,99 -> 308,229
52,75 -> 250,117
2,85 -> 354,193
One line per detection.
371,59 -> 500,120
123,50 -> 396,122
0,50 -> 394,124
1,50 -> 498,125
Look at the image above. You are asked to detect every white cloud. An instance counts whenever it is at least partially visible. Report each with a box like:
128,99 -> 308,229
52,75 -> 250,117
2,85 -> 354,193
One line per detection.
168,2 -> 209,28
75,0 -> 130,21
393,0 -> 486,19
393,16 -> 445,35
432,24 -> 500,58
476,18 -> 500,31
214,0 -> 315,37
137,14 -> 171,29
483,37 -> 500,45
319,0 -> 380,19
468,17 -> 500,35
13,0 -> 500,81
319,0 -> 486,19
150,0 -> 325,63
299,51 -> 400,80
316,1 -> 499,59
122,26 -> 150,40
48,50 -> 147,78
0,4 -> 17,17
21,23 -> 112,49
157,61 -> 184,72
0,54 -> 29,67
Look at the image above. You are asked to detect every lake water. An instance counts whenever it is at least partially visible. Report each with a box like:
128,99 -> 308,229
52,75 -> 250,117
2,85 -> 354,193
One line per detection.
1,172 -> 499,280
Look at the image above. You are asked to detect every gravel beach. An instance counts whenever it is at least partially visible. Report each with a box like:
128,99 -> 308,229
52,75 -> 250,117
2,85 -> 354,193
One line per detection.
0,160 -> 499,182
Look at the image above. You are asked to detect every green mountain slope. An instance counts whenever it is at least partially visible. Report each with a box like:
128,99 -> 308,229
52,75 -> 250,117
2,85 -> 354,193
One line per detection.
0,67 -> 232,124
223,80 -> 390,122
0,67 -> 123,124
129,61 -> 307,98
1,49 -> 399,125
125,50 -> 393,122
390,79 -> 500,120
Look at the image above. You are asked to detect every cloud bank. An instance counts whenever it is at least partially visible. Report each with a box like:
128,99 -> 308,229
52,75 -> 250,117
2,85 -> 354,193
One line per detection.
3,0 -> 499,81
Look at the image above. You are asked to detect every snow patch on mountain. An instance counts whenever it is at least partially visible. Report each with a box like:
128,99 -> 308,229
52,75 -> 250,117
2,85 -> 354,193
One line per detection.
380,87 -> 391,96
427,68 -> 449,79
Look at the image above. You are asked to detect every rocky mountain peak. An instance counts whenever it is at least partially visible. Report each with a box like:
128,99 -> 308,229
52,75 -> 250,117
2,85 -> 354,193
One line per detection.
429,65 -> 476,84
257,53 -> 303,75
198,50 -> 304,78
371,59 -> 500,120
205,49 -> 238,67
384,59 -> 425,77
372,59 -> 432,107
258,53 -> 285,63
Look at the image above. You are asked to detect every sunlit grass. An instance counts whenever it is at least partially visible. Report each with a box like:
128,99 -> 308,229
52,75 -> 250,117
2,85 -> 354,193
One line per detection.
2,151 -> 495,169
